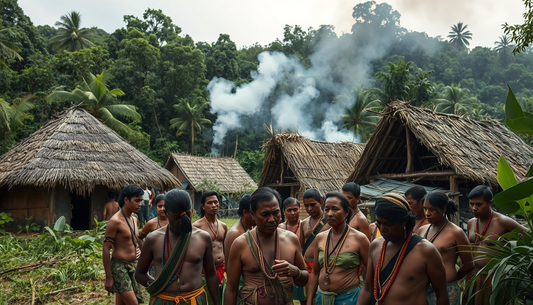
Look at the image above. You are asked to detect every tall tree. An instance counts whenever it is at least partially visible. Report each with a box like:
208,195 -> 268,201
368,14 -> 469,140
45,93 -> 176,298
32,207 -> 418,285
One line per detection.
0,26 -> 22,70
375,60 -> 414,103
447,22 -> 472,51
49,11 -> 96,52
169,92 -> 212,154
0,94 -> 35,136
434,84 -> 477,114
342,87 -> 382,142
47,69 -> 141,134
494,34 -> 514,66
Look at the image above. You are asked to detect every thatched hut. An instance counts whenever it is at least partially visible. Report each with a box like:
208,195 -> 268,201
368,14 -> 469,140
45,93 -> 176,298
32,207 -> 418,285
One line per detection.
0,106 -> 181,230
346,101 -> 533,224
258,133 -> 366,217
164,153 -> 257,212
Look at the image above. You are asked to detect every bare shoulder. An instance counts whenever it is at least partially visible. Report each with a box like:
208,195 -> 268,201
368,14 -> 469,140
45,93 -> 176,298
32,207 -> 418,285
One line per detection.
417,223 -> 430,236
301,216 -> 311,227
279,228 -> 299,243
221,221 -> 228,230
315,229 -> 329,240
495,212 -> 521,228
349,227 -> 369,242
192,226 -> 211,240
416,238 -> 439,256
233,232 -> 249,248
449,222 -> 467,236
144,227 -> 164,243
467,218 -> 476,230
278,222 -> 286,228
192,218 -> 204,227
369,237 -> 385,254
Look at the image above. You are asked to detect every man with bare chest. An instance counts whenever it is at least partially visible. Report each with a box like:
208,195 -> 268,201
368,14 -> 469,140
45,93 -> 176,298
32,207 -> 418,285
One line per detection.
193,191 -> 228,303
225,194 -> 255,268
342,182 -> 371,240
225,187 -> 309,305
103,185 -> 145,305
135,189 -> 221,305
103,191 -> 120,221
299,189 -> 329,280
464,185 -> 528,304
357,194 -> 449,305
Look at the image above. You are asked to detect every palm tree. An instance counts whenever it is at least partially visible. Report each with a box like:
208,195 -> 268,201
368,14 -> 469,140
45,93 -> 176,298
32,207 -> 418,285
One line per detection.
0,95 -> 36,137
494,35 -> 514,66
433,84 -> 477,115
0,27 -> 23,70
170,93 -> 212,154
341,87 -> 382,142
49,11 -> 96,52
448,22 -> 472,51
47,70 -> 141,134
375,60 -> 414,104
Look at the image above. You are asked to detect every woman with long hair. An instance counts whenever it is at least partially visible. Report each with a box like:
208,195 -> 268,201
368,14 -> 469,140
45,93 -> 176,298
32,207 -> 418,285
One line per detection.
307,192 -> 370,305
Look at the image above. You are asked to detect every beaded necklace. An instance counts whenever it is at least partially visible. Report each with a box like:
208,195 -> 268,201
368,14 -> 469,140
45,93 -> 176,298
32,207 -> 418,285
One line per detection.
308,210 -> 324,230
161,226 -> 186,287
475,210 -> 494,243
323,224 -> 350,285
204,217 -> 219,241
285,220 -> 300,234
121,209 -> 139,251
424,219 -> 449,243
252,229 -> 280,280
374,232 -> 413,304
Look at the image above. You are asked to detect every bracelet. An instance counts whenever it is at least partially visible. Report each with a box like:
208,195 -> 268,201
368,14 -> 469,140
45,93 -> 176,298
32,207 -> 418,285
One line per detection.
295,268 -> 302,280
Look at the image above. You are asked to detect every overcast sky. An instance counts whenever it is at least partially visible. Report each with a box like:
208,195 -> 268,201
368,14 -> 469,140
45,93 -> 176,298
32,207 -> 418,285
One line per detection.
18,0 -> 526,49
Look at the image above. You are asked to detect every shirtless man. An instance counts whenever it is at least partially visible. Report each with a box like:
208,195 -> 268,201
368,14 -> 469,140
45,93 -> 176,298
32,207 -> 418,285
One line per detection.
103,185 -> 144,305
192,191 -> 228,302
342,182 -> 371,240
103,191 -> 120,221
405,185 -> 429,232
357,193 -> 449,305
300,189 -> 329,276
225,187 -> 309,305
464,185 -> 528,305
135,189 -> 221,305
224,194 -> 255,268
416,191 -> 474,305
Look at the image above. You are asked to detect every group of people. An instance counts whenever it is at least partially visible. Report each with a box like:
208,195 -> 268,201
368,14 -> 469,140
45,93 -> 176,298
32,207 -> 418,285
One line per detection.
102,182 -> 528,305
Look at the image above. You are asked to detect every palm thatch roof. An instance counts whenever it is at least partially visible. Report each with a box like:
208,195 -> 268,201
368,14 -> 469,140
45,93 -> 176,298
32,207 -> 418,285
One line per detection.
347,101 -> 533,185
0,106 -> 181,194
165,153 -> 257,193
259,132 -> 366,193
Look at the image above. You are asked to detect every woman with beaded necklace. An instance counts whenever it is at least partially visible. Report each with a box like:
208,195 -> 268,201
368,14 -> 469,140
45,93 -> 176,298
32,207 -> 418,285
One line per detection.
307,192 -> 370,305
415,191 -> 474,305
356,193 -> 449,305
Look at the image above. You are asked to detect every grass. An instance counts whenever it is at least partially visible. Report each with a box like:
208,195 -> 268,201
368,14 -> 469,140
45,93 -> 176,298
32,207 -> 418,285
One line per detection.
220,218 -> 239,228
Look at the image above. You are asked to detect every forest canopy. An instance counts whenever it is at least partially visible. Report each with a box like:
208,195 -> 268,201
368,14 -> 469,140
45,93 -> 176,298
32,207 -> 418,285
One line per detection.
1,0 -> 533,182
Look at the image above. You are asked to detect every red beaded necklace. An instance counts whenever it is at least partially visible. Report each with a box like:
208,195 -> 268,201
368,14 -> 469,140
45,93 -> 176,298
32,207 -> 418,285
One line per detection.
374,232 -> 413,303
475,210 -> 494,243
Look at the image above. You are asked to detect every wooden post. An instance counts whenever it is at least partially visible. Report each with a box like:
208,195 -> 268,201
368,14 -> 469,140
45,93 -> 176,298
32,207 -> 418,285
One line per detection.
233,130 -> 239,159
449,175 -> 460,225
48,187 -> 55,227
405,126 -> 414,174
365,121 -> 396,180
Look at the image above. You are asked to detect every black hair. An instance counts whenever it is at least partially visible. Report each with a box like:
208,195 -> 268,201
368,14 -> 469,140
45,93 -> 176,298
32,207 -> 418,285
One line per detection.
107,191 -> 116,200
325,192 -> 351,214
154,194 -> 165,206
342,182 -> 361,197
164,189 -> 193,233
425,191 -> 458,220
200,191 -> 221,217
374,195 -> 417,232
404,185 -> 427,203
468,185 -> 493,203
118,185 -> 144,208
250,187 -> 281,213
303,189 -> 322,203
281,197 -> 300,222
237,194 -> 252,217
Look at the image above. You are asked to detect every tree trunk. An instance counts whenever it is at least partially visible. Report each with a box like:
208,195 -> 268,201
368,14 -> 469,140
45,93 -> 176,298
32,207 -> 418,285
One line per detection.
190,121 -> 194,155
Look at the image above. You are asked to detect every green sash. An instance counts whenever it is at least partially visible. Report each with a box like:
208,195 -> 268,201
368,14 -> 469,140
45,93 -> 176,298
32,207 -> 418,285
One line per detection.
303,218 -> 326,255
147,231 -> 192,296
245,231 -> 290,305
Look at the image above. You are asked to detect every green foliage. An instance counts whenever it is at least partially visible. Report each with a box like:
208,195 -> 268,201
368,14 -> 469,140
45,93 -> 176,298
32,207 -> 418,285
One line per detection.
0,212 -> 14,234
170,92 -> 212,154
17,216 -> 41,234
433,84 -> 478,115
236,150 -> 265,183
0,26 -> 23,70
503,0 -> 533,54
342,87 -> 382,142
447,22 -> 472,51
49,11 -> 96,52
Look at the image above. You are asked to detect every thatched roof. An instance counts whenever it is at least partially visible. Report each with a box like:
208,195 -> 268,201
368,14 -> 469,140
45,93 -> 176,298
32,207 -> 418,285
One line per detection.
347,101 -> 533,185
259,132 -> 366,193
165,153 -> 257,193
0,106 -> 181,194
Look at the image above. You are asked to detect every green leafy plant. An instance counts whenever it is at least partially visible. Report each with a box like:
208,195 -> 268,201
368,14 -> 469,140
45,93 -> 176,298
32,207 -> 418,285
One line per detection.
0,212 -> 14,234
465,86 -> 533,304
17,216 -> 41,234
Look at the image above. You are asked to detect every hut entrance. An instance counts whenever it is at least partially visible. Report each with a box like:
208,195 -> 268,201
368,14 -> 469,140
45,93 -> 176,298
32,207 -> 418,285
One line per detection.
70,193 -> 91,230
276,187 -> 291,204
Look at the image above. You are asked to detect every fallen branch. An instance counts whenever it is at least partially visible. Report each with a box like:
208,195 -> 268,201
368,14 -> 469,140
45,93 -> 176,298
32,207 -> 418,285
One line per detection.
0,256 -> 74,276
44,286 -> 80,296
31,278 -> 35,305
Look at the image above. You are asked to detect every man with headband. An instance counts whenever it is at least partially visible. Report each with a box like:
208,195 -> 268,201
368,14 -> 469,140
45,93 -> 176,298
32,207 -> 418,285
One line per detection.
135,189 -> 221,305
356,193 -> 449,305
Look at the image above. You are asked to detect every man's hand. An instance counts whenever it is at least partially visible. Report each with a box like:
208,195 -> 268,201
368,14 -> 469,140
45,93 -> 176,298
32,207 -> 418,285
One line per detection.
273,259 -> 299,278
105,277 -> 114,293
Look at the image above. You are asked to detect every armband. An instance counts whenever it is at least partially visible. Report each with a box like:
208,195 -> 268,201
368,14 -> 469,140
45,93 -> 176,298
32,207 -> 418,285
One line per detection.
104,236 -> 115,243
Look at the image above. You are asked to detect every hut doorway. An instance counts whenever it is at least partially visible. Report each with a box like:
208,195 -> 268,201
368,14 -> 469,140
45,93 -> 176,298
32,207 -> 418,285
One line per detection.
70,193 -> 91,230
276,187 -> 291,204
